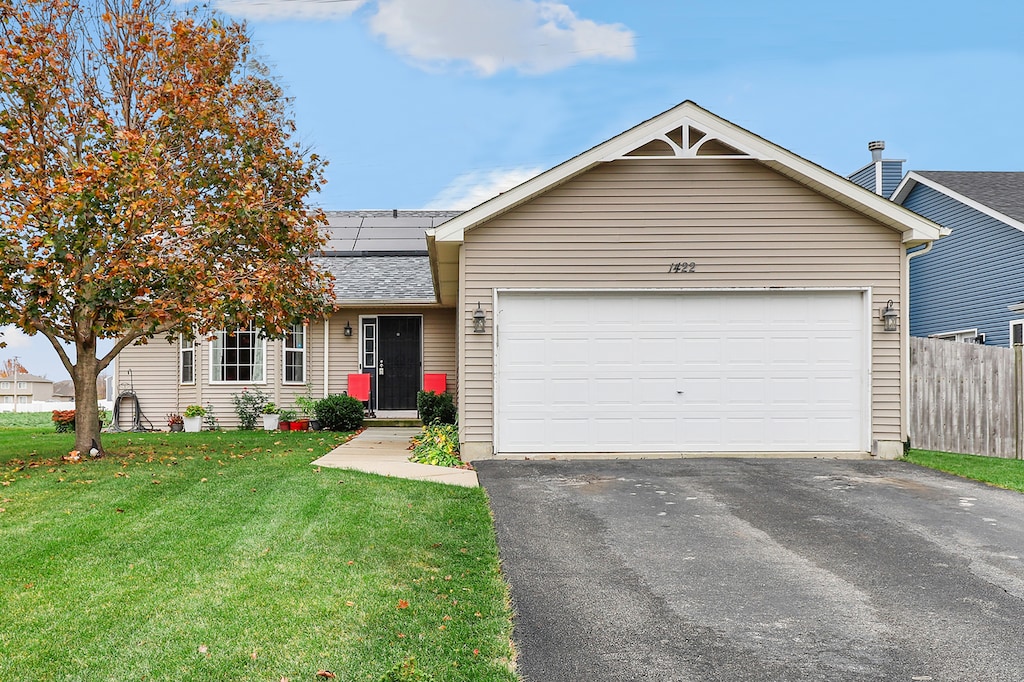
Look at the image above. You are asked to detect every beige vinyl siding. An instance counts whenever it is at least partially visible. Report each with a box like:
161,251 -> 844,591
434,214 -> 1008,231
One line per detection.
461,158 -> 904,452
114,308 -> 457,429
114,338 -> 193,428
321,308 -> 456,397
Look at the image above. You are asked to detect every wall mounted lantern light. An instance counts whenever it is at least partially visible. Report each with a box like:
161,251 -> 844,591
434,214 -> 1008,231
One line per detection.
473,303 -> 486,333
344,320 -> 353,337
881,300 -> 898,332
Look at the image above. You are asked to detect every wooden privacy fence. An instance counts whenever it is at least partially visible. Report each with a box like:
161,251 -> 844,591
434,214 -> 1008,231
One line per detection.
909,336 -> 1022,458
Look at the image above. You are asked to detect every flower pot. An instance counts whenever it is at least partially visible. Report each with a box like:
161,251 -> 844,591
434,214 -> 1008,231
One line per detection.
279,421 -> 292,431
170,423 -> 184,432
183,416 -> 202,433
262,413 -> 280,430
309,419 -> 322,431
292,419 -> 309,432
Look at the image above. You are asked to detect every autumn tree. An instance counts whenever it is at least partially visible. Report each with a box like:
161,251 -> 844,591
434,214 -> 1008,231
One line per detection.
0,0 -> 333,455
0,358 -> 30,377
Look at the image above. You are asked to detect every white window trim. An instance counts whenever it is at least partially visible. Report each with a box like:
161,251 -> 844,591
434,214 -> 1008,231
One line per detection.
180,338 -> 196,385
1011,320 -> 1024,346
930,328 -> 981,343
360,316 -> 377,372
209,325 -> 268,384
17,381 -> 26,389
282,323 -> 307,385
0,382 -> 8,389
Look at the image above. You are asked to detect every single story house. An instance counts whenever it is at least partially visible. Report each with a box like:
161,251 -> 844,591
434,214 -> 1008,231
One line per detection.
115,101 -> 945,458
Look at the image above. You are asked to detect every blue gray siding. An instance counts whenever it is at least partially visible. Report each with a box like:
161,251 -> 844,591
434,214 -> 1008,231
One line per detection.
848,164 -> 876,193
906,183 -> 1024,346
881,161 -> 903,198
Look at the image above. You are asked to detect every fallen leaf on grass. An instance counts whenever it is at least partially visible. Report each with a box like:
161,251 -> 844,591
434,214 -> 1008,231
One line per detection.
151,480 -> 160,485
115,508 -> 124,514
198,644 -> 209,656
397,599 -> 409,609
250,650 -> 257,660
315,671 -> 336,679
0,508 -> 5,513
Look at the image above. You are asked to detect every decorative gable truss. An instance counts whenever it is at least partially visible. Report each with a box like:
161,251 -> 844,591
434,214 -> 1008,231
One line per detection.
603,119 -> 759,161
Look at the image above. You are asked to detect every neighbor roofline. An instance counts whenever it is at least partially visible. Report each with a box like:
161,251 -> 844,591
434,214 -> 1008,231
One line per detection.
891,171 -> 1024,235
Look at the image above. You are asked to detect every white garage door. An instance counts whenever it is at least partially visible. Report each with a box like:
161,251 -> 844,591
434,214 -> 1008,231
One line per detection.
495,290 -> 867,454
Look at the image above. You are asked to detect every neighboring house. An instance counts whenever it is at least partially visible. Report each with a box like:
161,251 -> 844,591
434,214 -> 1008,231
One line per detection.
890,170 -> 1024,346
116,101 -> 945,459
0,372 -> 53,404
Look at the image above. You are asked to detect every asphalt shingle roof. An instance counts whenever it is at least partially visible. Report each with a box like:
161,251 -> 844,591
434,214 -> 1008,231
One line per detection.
313,254 -> 436,303
915,171 -> 1024,224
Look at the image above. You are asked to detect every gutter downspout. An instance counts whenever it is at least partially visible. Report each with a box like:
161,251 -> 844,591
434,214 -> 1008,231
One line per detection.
902,240 -> 935,451
323,316 -> 330,399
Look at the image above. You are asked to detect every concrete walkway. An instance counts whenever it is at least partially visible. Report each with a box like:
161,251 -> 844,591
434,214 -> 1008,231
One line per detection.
311,427 -> 479,488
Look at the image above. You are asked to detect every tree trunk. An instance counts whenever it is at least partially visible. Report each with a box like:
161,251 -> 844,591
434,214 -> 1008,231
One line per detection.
72,340 -> 102,456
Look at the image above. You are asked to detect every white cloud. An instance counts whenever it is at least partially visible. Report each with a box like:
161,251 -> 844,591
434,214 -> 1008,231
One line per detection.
205,0 -> 366,21
0,326 -> 35,351
423,167 -> 542,210
369,0 -> 635,75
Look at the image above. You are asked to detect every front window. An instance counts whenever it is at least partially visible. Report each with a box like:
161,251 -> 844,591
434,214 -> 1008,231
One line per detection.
0,382 -> 8,389
180,338 -> 196,384
17,382 -> 26,389
210,324 -> 265,383
284,323 -> 305,384
17,395 -> 27,404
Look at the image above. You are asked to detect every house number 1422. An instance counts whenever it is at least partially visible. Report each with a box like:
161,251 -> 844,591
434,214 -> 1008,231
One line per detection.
668,262 -> 696,273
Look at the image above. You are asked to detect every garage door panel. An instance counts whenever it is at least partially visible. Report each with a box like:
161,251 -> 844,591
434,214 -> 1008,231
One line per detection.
496,291 -> 866,453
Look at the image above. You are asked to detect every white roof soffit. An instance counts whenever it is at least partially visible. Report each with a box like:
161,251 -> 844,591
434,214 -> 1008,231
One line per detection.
432,100 -> 945,246
893,171 -> 1023,235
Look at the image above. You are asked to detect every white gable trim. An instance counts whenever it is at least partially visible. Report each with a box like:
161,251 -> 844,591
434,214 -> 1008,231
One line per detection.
432,101 -> 945,246
892,171 -> 1024,235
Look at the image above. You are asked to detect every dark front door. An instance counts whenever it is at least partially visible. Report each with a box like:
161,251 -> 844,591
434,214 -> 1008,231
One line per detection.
376,316 -> 422,410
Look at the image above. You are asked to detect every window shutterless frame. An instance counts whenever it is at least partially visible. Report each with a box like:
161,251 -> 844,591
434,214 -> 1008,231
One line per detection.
209,324 -> 267,384
180,338 -> 196,385
1011,320 -> 1024,346
283,323 -> 306,384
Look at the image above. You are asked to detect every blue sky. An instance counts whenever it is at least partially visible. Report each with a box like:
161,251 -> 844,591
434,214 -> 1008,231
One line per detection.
4,0 -> 1023,381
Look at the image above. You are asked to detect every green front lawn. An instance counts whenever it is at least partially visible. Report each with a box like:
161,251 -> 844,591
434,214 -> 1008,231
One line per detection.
0,427 -> 517,681
905,448 -> 1024,493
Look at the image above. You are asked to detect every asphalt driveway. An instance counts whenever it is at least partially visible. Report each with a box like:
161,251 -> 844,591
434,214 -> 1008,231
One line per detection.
475,458 -> 1024,681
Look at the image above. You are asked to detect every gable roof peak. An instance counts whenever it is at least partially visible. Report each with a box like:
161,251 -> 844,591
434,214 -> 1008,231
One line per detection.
432,100 -> 944,247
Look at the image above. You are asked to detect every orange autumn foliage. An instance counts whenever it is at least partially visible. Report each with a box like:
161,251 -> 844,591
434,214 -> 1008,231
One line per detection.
0,0 -> 334,454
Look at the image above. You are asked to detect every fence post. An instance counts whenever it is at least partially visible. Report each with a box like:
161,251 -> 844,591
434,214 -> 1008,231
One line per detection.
1016,344 -> 1022,460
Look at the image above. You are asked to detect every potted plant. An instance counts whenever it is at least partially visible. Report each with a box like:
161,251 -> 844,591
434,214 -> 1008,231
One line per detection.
183,404 -> 206,432
278,408 -> 297,431
167,414 -> 184,432
262,402 -> 280,430
296,395 -> 320,431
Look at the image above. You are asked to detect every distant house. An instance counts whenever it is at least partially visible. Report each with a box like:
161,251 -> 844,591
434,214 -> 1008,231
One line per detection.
115,101 -> 945,458
0,372 -> 53,405
850,144 -> 1024,346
